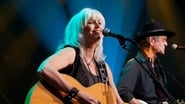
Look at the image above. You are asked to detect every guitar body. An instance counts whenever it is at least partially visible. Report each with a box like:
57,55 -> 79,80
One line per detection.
25,74 -> 116,104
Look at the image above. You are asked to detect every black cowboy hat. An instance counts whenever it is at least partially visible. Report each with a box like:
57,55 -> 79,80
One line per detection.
135,21 -> 175,41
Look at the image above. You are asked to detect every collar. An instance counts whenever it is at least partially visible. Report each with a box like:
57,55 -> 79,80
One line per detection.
136,52 -> 154,63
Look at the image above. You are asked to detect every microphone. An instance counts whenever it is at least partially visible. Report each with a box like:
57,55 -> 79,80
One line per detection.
102,28 -> 134,43
172,43 -> 185,50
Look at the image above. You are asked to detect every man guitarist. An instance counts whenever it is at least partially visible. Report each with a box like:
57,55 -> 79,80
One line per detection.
117,21 -> 177,104
26,8 -> 124,104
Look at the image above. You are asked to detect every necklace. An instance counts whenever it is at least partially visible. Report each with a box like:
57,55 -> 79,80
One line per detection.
83,58 -> 100,83
83,57 -> 98,76
84,57 -> 94,66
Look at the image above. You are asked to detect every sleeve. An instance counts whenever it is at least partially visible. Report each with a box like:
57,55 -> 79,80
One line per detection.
117,58 -> 140,102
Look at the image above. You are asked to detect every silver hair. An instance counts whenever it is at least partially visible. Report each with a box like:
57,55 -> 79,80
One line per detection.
57,8 -> 106,62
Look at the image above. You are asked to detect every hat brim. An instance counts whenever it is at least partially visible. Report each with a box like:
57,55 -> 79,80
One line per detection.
135,30 -> 175,40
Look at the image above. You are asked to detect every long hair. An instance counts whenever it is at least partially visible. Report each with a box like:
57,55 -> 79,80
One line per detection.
57,8 -> 106,62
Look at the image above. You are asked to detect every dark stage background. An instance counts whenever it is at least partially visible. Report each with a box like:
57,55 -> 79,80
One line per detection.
0,0 -> 185,104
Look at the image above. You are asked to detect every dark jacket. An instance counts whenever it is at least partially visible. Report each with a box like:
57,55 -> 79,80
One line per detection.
117,52 -> 167,104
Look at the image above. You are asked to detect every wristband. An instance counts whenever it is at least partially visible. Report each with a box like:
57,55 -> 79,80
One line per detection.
68,87 -> 79,98
63,87 -> 79,103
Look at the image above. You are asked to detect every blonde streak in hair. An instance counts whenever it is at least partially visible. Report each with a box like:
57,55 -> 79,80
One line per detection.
78,9 -> 89,59
94,10 -> 106,62
94,36 -> 105,62
78,35 -> 85,59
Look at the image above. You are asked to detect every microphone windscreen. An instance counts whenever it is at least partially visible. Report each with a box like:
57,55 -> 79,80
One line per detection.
102,28 -> 110,35
172,43 -> 178,50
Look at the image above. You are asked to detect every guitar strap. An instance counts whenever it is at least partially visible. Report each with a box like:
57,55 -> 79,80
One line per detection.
97,61 -> 109,85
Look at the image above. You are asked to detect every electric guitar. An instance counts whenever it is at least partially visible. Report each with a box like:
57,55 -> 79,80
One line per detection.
25,74 -> 116,104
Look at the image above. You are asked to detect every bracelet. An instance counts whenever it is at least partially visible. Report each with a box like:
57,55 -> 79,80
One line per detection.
63,87 -> 79,103
68,87 -> 79,98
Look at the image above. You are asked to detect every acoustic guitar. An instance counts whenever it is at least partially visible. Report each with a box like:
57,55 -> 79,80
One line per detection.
25,74 -> 116,104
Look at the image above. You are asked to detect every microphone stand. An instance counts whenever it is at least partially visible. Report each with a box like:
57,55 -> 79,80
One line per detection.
117,38 -> 178,104
116,35 -> 136,49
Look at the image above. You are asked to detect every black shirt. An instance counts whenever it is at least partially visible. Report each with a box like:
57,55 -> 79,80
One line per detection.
60,47 -> 101,87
